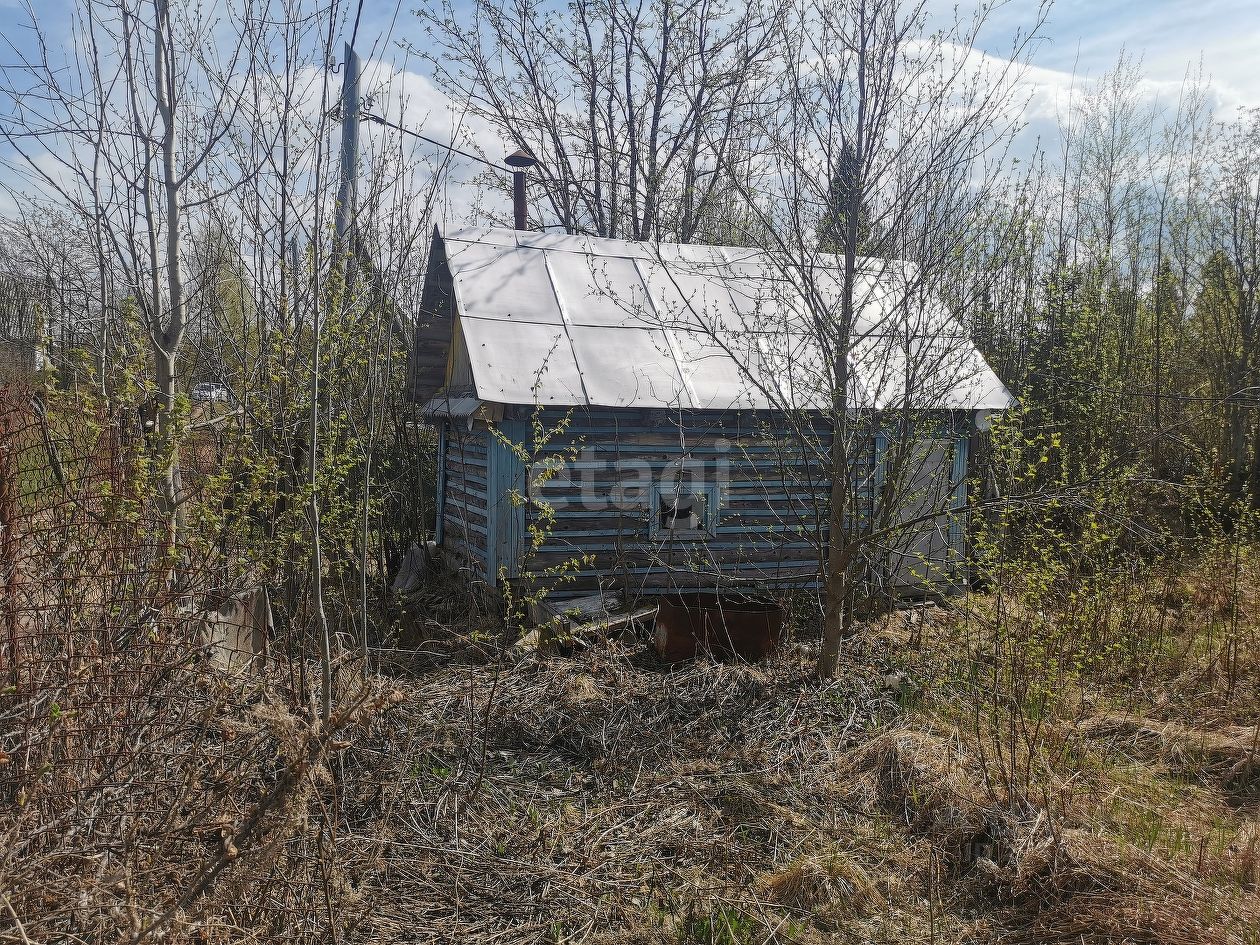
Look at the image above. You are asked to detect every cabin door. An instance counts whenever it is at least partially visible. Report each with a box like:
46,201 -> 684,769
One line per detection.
886,436 -> 965,594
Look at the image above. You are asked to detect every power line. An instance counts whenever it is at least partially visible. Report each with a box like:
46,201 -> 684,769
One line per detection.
350,0 -> 366,48
359,111 -> 510,177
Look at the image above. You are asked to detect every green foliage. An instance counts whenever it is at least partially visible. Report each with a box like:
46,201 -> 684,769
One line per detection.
679,908 -> 781,945
495,407 -> 594,641
179,223 -> 258,393
185,263 -> 425,646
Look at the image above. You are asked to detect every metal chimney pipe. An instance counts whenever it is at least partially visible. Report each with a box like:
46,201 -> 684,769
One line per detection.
505,148 -> 538,230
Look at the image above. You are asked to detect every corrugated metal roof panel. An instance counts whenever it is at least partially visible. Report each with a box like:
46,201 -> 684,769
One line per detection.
635,256 -> 736,334
459,317 -> 587,405
419,395 -> 502,420
548,252 -> 656,328
449,242 -> 564,324
849,335 -> 1012,411
439,227 -> 1013,412
568,325 -> 691,408
446,226 -> 518,248
512,231 -> 598,254
671,329 -> 767,411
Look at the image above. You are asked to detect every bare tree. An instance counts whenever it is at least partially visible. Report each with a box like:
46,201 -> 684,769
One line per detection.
418,0 -> 782,242
0,0 -> 263,560
717,0 -> 1047,676
1210,109 -> 1260,496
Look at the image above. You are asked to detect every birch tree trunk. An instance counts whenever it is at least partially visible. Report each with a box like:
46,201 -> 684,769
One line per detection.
152,0 -> 187,559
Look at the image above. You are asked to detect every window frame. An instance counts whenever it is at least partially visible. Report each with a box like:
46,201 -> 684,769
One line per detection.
648,481 -> 721,539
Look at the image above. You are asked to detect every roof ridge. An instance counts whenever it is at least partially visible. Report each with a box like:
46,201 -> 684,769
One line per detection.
439,225 -> 904,272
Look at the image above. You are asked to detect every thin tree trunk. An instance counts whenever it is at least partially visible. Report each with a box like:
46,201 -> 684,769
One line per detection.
818,18 -> 867,679
153,0 -> 187,567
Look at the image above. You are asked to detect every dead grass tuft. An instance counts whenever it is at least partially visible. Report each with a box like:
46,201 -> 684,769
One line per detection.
842,727 -> 993,873
1081,713 -> 1260,801
1219,819 -> 1260,890
995,829 -> 1260,945
760,852 -> 879,924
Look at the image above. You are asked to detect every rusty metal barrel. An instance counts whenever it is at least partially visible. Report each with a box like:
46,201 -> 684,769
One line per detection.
653,593 -> 784,662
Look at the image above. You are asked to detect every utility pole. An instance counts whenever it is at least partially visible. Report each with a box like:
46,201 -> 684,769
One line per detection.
312,42 -> 360,723
334,42 -> 362,251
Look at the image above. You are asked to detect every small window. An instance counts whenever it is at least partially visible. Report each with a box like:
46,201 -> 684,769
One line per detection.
650,484 -> 718,537
659,492 -> 703,532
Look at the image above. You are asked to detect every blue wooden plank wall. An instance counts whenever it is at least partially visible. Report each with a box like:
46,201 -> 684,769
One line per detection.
437,418 -> 528,587
440,407 -> 971,599
495,407 -> 877,600
439,423 -> 491,576
487,419 -> 528,582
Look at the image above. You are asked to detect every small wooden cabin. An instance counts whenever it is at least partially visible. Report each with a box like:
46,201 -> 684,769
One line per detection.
408,227 -> 1012,602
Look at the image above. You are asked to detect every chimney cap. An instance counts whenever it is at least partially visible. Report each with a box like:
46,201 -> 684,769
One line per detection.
505,148 -> 538,169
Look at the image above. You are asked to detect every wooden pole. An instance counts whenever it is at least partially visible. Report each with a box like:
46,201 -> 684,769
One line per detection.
334,43 -> 362,250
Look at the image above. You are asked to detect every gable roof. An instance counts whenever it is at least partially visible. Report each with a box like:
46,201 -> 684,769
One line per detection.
425,226 -> 1013,413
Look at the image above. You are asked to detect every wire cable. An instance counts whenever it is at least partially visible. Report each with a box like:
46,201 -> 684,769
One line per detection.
359,111 -> 510,176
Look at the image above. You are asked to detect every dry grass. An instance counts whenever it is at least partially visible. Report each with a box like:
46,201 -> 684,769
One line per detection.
1081,713 -> 1260,801
343,637 -> 894,943
759,852 -> 879,926
6,546 -> 1259,944
328,574 -> 1259,944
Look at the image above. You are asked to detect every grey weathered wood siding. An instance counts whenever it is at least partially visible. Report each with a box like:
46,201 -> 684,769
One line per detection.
499,407 -> 869,600
439,423 -> 491,575
407,232 -> 455,403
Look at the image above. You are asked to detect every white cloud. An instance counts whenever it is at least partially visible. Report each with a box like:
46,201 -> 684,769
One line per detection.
354,57 -> 513,227
1006,0 -> 1259,109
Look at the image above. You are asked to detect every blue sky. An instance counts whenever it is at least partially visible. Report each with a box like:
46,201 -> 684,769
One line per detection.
348,0 -> 1260,101
1028,0 -> 1258,96
4,0 -> 1258,107
991,0 -> 1259,109
1,0 -> 1258,222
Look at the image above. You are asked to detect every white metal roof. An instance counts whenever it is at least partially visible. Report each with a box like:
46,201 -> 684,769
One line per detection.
418,395 -> 486,419
439,226 -> 1014,413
